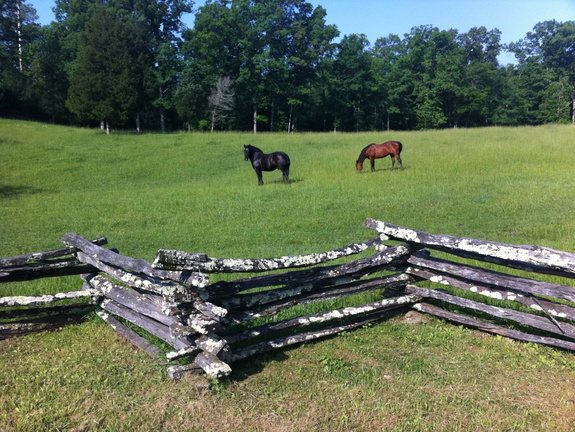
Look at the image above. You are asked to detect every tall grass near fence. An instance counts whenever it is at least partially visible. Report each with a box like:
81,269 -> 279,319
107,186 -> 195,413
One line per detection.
2,119 -> 575,431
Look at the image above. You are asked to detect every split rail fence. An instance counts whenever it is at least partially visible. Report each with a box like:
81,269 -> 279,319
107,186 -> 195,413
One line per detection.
2,219 -> 575,379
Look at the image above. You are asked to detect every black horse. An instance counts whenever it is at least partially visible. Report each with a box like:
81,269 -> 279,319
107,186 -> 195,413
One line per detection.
244,144 -> 291,185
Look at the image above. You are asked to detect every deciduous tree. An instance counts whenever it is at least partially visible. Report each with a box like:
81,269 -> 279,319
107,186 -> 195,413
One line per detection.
208,75 -> 235,131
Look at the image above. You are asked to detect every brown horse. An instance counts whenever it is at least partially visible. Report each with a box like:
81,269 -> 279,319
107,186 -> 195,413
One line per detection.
356,141 -> 403,173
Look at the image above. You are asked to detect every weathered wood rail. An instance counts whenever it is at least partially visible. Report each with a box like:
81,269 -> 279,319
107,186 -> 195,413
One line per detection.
2,219 -> 575,379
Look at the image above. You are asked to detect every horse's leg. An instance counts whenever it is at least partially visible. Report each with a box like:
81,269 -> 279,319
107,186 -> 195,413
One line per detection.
391,155 -> 396,169
256,169 -> 264,185
398,155 -> 403,169
370,158 -> 375,172
282,168 -> 290,183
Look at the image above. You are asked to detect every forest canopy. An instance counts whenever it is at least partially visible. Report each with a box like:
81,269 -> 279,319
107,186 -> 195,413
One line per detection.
2,0 -> 575,132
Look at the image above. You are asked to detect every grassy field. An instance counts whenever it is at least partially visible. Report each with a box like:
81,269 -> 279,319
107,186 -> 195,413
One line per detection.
1,119 -> 575,431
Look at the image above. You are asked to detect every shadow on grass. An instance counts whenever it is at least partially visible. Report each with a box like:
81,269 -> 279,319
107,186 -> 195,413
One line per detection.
270,177 -> 303,185
229,349 -> 291,381
260,177 -> 304,185
360,165 -> 410,174
0,184 -> 45,199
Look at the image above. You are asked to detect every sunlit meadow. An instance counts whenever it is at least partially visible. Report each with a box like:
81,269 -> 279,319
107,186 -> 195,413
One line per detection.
1,119 -> 575,431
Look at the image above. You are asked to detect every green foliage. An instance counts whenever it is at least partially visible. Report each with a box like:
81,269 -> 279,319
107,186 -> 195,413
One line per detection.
27,24 -> 71,123
66,6 -> 142,128
0,0 -> 39,70
3,0 -> 575,131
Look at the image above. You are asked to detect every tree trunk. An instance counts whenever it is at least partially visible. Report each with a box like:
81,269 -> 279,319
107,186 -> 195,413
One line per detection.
154,237 -> 380,273
159,84 -> 166,133
364,219 -> 575,276
0,290 -> 98,307
414,302 -> 575,352
16,0 -> 23,73
270,97 -> 275,132
0,237 -> 106,267
96,310 -> 164,359
287,105 -> 291,133
407,285 -> 575,340
230,306 -> 408,363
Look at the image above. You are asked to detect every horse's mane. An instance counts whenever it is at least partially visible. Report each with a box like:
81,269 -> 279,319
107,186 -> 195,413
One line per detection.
246,144 -> 263,153
357,143 -> 375,161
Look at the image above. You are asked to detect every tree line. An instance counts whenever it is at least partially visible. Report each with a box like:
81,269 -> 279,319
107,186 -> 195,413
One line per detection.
2,0 -> 574,133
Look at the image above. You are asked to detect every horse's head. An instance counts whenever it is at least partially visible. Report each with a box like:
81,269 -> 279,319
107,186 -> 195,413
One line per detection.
356,160 -> 363,173
244,144 -> 263,161
243,144 -> 252,161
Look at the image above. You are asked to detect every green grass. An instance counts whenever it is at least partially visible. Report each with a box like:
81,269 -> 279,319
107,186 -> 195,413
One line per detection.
2,119 -> 575,431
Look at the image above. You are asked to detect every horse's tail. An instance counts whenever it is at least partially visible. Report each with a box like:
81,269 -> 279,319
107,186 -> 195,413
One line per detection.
357,144 -> 374,162
396,141 -> 403,155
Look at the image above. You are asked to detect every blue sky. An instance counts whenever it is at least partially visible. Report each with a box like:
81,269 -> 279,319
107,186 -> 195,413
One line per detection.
33,0 -> 575,64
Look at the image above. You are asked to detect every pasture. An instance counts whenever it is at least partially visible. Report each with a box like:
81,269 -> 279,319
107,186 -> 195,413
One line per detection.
1,119 -> 575,431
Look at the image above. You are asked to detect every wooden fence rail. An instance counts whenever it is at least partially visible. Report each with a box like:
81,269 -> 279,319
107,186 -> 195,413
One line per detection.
2,219 -> 575,379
